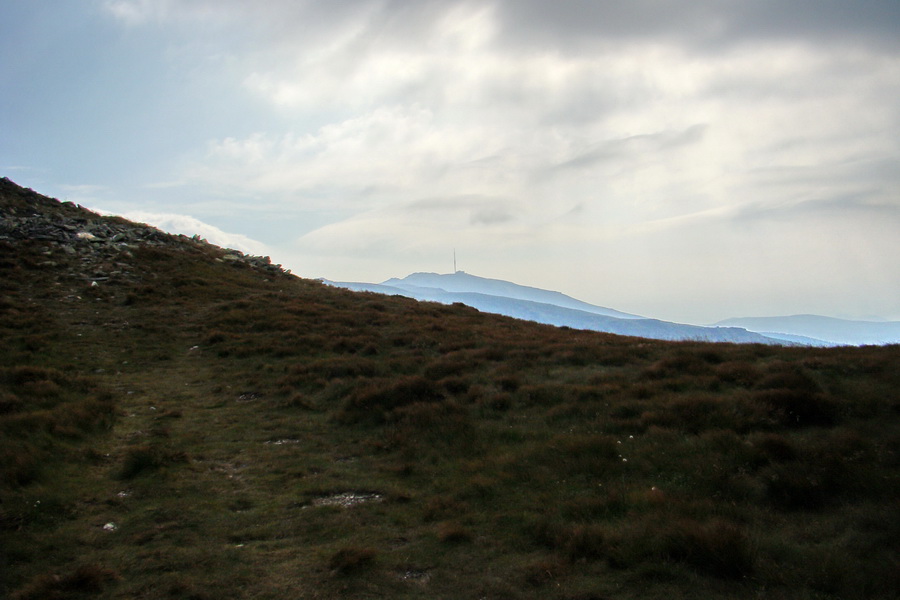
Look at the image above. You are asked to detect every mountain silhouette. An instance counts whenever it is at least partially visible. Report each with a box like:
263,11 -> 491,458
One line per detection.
325,272 -> 782,344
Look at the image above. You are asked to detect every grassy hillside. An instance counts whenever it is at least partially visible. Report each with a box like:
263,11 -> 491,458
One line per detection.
1,178 -> 898,599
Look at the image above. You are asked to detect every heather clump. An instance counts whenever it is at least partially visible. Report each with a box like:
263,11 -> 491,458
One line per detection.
336,375 -> 445,424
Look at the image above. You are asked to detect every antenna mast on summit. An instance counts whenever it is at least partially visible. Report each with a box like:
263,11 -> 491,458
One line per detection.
453,249 -> 457,273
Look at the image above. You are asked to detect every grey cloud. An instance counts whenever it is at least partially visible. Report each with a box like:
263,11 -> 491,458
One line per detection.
407,195 -> 518,226
725,1 -> 900,48
471,207 -> 514,226
660,124 -> 707,149
725,153 -> 900,230
553,145 -> 619,171
745,156 -> 900,196
492,0 -> 900,52
566,203 -> 586,216
124,1 -> 900,55
181,0 -> 457,49
552,124 -> 707,171
729,192 -> 900,225
408,195 -> 486,211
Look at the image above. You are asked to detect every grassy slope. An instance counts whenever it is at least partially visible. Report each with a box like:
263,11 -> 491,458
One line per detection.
1,184 -> 899,599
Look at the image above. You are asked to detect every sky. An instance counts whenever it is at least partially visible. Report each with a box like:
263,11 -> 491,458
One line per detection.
2,0 -> 899,324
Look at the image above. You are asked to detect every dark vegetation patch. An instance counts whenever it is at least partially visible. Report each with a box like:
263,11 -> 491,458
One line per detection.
11,563 -> 119,600
116,444 -> 189,480
0,366 -> 113,487
337,375 -> 445,424
328,546 -> 377,575
2,178 -> 899,599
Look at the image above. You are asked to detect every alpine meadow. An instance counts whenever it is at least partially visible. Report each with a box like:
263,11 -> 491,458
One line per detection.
1,178 -> 899,599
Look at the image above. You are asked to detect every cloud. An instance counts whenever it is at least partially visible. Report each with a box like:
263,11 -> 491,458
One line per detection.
97,209 -> 271,256
84,0 -> 900,322
186,103 -> 571,219
407,195 -> 519,226
182,25 -> 899,282
51,183 -> 110,207
196,29 -> 900,209
59,183 -> 108,195
103,1 -> 900,48
103,0 -> 170,26
296,194 -> 522,253
103,0 -> 233,27
493,0 -> 900,51
1,165 -> 43,173
144,180 -> 187,190
189,106 -> 479,202
552,125 -> 708,171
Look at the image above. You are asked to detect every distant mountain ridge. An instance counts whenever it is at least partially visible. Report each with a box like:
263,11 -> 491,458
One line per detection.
324,272 -> 783,345
383,272 -> 642,319
714,315 -> 900,346
327,272 -> 900,346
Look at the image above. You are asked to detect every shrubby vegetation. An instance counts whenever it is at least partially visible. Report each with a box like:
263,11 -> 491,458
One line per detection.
1,188 -> 898,598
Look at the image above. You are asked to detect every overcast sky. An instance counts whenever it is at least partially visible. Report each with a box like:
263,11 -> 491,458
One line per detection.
3,0 -> 899,323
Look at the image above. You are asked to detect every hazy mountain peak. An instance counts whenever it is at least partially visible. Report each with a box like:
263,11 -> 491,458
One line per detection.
383,271 -> 643,320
